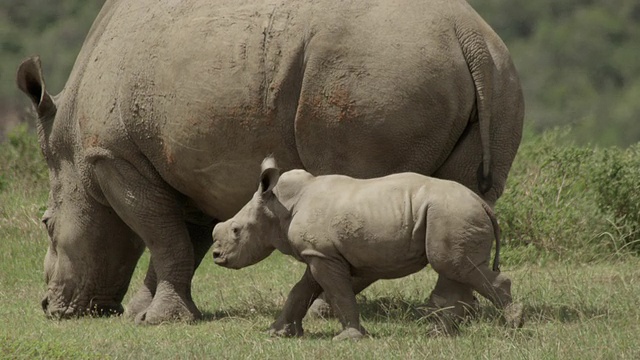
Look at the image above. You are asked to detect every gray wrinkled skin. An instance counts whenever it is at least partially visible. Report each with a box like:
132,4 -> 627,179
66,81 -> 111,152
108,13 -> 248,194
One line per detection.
16,0 -> 523,324
212,158 -> 524,339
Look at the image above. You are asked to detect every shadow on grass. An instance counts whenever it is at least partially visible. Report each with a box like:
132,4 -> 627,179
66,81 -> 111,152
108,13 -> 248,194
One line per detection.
518,303 -> 612,323
202,308 -> 339,340
201,305 -> 281,322
358,296 -> 423,322
358,296 -> 611,325
202,295 -> 610,329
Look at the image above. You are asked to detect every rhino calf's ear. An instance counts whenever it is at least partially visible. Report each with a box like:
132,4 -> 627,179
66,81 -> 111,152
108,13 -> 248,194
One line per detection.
259,156 -> 280,194
16,56 -> 56,118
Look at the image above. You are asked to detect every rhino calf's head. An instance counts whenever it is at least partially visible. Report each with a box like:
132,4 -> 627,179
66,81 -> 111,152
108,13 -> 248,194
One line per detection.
212,157 -> 286,269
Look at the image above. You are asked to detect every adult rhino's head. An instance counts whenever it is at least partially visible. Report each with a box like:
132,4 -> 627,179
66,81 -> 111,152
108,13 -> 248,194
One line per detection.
212,157 -> 285,269
16,57 -> 143,318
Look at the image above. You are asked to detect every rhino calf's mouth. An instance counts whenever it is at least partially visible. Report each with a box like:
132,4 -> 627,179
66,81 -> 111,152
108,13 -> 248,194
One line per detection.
212,250 -> 227,265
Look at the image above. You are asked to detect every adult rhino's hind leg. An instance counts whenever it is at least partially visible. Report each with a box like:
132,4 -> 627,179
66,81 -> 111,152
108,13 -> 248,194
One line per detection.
125,219 -> 214,320
124,247 -> 156,319
95,158 -> 201,325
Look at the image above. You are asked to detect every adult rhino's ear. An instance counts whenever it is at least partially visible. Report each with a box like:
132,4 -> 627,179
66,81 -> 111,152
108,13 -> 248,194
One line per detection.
259,156 -> 280,194
16,56 -> 56,118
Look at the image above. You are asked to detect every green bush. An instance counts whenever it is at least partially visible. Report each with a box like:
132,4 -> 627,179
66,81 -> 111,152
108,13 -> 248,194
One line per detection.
589,143 -> 640,251
0,124 -> 47,193
497,128 -> 640,264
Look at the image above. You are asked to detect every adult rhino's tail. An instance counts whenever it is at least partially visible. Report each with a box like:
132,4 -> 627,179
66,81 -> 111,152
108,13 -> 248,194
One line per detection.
481,201 -> 501,272
455,23 -> 495,194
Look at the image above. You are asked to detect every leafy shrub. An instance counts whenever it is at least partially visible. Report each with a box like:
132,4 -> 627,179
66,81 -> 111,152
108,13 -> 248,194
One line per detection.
589,143 -> 640,251
497,128 -> 639,264
0,124 -> 47,192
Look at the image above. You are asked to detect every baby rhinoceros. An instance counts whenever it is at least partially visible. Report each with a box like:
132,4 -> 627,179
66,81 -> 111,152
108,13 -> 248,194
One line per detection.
211,157 -> 524,340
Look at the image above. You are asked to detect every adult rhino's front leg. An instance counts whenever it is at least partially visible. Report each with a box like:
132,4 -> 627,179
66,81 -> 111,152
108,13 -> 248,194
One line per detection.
125,219 -> 215,320
95,158 -> 201,325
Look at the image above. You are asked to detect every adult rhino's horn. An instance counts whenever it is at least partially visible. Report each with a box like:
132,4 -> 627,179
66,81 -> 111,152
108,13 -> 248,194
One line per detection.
16,56 -> 56,118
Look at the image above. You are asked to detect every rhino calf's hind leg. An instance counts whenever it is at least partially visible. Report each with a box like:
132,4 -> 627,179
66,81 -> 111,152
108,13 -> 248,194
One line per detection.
422,275 -> 477,335
462,267 -> 524,329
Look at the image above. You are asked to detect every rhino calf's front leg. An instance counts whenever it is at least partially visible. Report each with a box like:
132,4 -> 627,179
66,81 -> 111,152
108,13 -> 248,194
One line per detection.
307,257 -> 367,341
269,267 -> 323,337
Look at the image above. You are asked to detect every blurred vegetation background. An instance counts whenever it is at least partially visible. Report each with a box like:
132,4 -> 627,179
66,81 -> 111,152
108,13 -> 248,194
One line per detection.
1,0 -> 640,147
473,0 -> 640,147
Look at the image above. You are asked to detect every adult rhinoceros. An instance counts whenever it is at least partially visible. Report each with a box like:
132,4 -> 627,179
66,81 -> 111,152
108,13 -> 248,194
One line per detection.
16,0 -> 523,325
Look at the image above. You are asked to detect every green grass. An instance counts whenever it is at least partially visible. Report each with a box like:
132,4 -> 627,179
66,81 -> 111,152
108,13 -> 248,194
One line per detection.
1,246 -> 640,359
1,126 -> 639,359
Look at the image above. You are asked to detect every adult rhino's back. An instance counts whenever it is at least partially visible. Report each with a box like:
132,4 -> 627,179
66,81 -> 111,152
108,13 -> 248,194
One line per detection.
71,0 -> 520,219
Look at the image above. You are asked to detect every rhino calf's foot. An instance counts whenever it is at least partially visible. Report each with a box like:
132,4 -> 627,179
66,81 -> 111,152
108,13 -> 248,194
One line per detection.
268,322 -> 304,338
332,327 -> 366,341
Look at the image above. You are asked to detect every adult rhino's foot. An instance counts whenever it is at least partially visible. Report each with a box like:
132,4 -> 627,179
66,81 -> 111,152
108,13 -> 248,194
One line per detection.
134,283 -> 201,325
332,327 -> 366,341
268,321 -> 304,338
306,298 -> 333,319
124,285 -> 154,320
503,302 -> 525,329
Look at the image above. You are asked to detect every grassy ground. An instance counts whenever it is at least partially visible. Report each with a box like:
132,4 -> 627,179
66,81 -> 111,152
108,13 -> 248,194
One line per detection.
1,128 -> 639,359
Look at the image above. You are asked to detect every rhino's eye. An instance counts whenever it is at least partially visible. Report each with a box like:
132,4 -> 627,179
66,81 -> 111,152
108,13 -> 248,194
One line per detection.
42,216 -> 50,228
41,212 -> 55,238
231,225 -> 240,236
42,218 -> 53,234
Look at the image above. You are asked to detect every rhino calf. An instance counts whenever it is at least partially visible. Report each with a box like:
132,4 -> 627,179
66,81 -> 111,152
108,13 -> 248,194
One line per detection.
212,157 -> 524,340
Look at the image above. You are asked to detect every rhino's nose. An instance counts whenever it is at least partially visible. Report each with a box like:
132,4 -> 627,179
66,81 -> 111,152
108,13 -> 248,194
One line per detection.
212,249 -> 222,259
